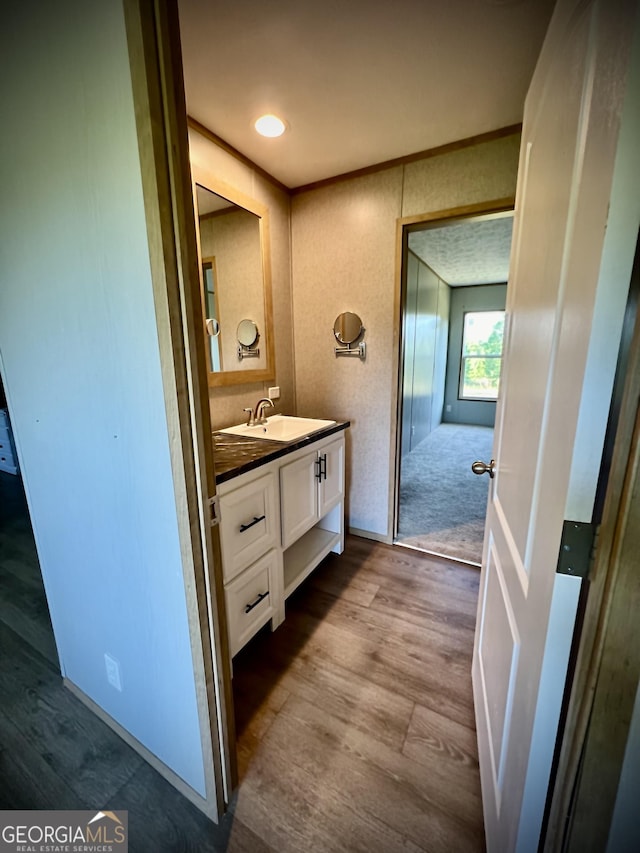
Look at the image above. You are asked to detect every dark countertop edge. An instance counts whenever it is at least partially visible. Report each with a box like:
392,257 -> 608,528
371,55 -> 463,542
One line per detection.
214,420 -> 350,484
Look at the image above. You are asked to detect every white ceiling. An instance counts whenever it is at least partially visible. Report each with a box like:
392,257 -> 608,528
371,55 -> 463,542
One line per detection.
178,0 -> 556,189
408,214 -> 514,286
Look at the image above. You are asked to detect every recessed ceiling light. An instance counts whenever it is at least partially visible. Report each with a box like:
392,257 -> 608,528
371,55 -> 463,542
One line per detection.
254,114 -> 286,138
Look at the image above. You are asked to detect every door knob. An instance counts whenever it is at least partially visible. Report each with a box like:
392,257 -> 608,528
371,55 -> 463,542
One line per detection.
472,459 -> 496,478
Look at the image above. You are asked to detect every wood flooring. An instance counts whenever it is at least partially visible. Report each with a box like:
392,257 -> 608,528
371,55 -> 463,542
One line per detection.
0,471 -> 485,851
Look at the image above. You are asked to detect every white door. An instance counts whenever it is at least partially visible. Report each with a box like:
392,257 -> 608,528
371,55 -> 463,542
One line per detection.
472,0 -> 640,850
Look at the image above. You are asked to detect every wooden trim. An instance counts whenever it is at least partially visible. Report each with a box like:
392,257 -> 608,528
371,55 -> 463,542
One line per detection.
200,206 -> 243,221
399,198 -> 515,230
388,199 -> 515,546
123,0 -> 236,819
155,0 -> 239,798
388,212 -> 408,541
563,403 -> 640,850
187,115 -> 290,195
191,162 -> 276,388
544,236 -> 640,851
291,126 -> 522,196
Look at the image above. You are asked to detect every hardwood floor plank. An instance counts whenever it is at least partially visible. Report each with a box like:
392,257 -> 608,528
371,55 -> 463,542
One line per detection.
308,569 -> 380,607
0,560 -> 58,665
293,585 -> 475,660
0,708 -> 89,810
242,694 -> 483,852
2,488 -> 486,852
402,703 -> 481,799
0,622 -> 144,804
233,677 -> 290,780
279,607 -> 476,727
235,621 -> 416,752
105,761 -> 273,853
339,536 -> 480,595
234,716 -> 426,853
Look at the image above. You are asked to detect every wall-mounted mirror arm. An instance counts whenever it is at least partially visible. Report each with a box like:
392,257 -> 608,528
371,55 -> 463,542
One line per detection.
238,344 -> 260,360
335,340 -> 366,359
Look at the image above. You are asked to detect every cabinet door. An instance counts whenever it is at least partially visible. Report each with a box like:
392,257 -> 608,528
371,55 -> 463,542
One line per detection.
280,450 -> 318,548
318,437 -> 344,517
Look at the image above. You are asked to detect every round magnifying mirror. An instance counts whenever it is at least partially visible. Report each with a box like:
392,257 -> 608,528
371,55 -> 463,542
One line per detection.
333,311 -> 363,345
237,319 -> 259,348
206,318 -> 220,337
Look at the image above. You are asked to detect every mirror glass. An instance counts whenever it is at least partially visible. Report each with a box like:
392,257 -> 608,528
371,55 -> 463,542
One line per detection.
192,170 -> 275,386
334,311 -> 364,345
237,319 -> 259,347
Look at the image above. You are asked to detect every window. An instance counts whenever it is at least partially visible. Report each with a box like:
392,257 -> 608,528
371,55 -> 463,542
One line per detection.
459,310 -> 505,400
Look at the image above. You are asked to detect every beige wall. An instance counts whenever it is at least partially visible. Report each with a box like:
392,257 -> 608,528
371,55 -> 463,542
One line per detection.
188,129 -> 295,429
189,125 -> 520,537
291,133 -> 520,538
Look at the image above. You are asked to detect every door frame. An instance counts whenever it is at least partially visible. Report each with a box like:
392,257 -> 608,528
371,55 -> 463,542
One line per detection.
390,198 -> 515,545
543,232 -> 640,850
123,0 -> 236,816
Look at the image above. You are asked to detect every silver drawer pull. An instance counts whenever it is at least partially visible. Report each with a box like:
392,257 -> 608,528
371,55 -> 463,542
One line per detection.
244,590 -> 269,613
239,514 -> 266,533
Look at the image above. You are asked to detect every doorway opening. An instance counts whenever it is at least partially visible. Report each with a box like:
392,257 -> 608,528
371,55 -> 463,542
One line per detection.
394,210 -> 514,565
0,372 -> 58,666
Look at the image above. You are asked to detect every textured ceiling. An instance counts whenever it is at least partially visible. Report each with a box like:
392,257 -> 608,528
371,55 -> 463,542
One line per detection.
408,214 -> 514,287
178,0 -> 556,188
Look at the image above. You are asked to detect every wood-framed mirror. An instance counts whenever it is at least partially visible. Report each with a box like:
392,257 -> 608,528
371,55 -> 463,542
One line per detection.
191,164 -> 275,387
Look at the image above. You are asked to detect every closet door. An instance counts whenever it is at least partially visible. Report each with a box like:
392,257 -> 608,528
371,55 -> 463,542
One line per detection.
400,251 -> 419,458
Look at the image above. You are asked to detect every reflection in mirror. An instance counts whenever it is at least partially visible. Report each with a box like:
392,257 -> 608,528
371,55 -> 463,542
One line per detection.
202,257 -> 221,371
334,311 -> 364,345
196,183 -> 266,373
237,319 -> 259,348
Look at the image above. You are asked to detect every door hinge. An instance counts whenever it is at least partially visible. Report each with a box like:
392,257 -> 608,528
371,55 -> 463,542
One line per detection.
556,520 -> 595,579
208,494 -> 221,528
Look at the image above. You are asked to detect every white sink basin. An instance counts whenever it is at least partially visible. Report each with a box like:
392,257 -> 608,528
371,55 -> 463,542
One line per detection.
218,414 -> 336,442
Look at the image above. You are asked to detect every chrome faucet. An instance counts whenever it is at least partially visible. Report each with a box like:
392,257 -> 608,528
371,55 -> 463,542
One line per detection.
254,397 -> 275,425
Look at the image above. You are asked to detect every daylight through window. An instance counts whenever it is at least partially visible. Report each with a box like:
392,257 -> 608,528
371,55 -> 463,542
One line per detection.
459,310 -> 505,400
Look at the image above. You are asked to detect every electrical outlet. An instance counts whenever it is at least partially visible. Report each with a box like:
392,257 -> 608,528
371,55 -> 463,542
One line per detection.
268,386 -> 280,400
104,653 -> 122,691
446,404 -> 452,412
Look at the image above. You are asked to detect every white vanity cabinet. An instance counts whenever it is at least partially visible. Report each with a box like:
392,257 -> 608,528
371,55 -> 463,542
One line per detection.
280,438 -> 344,548
217,429 -> 345,657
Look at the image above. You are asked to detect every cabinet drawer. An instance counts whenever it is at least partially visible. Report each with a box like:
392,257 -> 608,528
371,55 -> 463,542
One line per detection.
219,472 -> 278,582
225,550 -> 276,657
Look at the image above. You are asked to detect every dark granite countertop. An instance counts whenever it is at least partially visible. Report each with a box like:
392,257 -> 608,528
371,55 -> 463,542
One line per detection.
213,420 -> 350,484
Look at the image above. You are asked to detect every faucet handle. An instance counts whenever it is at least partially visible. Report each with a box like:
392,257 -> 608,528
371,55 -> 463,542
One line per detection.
243,407 -> 254,426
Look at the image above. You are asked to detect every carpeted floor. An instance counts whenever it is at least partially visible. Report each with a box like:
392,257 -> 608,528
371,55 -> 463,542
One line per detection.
396,423 -> 494,564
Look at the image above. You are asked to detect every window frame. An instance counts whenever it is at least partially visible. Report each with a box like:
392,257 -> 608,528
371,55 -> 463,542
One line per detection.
458,309 -> 505,402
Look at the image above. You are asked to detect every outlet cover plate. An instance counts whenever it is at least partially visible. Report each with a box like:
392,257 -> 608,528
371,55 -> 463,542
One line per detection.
104,653 -> 122,691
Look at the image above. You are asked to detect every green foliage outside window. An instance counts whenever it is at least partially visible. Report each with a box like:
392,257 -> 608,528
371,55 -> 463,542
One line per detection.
460,311 -> 505,400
